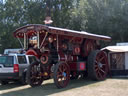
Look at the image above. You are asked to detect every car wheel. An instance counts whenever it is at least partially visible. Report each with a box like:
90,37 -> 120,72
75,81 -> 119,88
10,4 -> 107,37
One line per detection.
21,72 -> 27,85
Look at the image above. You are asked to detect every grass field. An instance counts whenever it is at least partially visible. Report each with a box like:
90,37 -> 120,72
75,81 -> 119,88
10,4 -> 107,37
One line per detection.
0,78 -> 128,96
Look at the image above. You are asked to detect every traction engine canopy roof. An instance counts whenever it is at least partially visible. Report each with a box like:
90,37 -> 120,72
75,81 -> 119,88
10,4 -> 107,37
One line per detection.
13,24 -> 111,41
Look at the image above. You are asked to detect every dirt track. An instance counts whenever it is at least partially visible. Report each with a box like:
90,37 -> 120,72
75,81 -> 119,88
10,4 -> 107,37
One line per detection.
0,78 -> 128,96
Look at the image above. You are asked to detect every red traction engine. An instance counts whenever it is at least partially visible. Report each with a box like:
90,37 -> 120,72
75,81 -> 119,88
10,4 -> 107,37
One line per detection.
13,24 -> 111,88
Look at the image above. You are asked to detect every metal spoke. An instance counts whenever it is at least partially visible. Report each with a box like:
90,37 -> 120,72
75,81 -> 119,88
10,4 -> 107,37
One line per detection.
63,65 -> 67,72
98,70 -> 103,79
64,76 -> 67,80
96,56 -> 100,62
95,60 -> 98,64
102,63 -> 106,66
95,68 -> 99,72
57,74 -> 63,78
59,67 -> 63,73
95,61 -> 99,69
100,68 -> 105,74
99,57 -> 104,62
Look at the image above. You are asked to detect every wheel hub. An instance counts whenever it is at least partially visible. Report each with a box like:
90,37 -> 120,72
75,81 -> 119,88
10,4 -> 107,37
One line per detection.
98,62 -> 103,68
63,72 -> 66,77
42,56 -> 46,61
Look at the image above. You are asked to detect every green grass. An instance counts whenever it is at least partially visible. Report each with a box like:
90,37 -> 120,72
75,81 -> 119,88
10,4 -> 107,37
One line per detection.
0,78 -> 128,96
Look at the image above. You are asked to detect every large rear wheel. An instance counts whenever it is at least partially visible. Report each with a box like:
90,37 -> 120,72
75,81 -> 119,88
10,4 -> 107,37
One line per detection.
53,62 -> 70,88
87,50 -> 108,80
27,61 -> 43,87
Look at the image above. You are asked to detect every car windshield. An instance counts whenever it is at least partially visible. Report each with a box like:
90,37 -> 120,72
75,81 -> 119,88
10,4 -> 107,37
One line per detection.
0,56 -> 13,67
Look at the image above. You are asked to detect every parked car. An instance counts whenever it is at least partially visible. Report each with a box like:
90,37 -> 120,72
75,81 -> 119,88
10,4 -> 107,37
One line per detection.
0,53 -> 37,85
4,48 -> 24,54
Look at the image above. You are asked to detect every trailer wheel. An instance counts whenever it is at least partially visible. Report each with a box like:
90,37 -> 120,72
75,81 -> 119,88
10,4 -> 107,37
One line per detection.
27,61 -> 43,87
87,50 -> 108,80
53,62 -> 70,88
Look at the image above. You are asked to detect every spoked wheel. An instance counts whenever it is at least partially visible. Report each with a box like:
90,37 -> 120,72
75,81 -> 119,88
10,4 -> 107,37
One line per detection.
27,61 -> 43,87
53,62 -> 70,88
87,50 -> 108,81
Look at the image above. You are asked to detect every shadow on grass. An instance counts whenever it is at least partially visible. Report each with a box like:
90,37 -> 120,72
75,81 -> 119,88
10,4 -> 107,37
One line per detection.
0,82 -> 24,90
0,78 -> 98,96
109,76 -> 128,80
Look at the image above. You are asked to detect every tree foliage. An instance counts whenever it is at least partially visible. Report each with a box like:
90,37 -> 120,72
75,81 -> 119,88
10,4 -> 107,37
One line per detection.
70,0 -> 128,45
0,0 -> 73,53
0,0 -> 128,53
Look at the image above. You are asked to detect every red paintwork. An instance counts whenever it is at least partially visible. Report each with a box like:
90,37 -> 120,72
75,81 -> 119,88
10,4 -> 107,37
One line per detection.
26,49 -> 39,58
79,62 -> 86,70
68,62 -> 77,71
40,53 -> 49,64
82,39 -> 95,57
14,24 -> 110,72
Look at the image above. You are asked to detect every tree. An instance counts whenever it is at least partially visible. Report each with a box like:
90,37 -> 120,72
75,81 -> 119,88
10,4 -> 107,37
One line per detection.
0,0 -> 73,53
70,0 -> 128,45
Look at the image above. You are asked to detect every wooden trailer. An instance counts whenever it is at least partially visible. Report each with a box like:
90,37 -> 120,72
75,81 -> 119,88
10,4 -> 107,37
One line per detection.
13,24 -> 111,88
103,46 -> 128,76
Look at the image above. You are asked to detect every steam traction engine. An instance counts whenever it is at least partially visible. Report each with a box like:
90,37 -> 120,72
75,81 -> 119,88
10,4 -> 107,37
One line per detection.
13,24 -> 111,88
